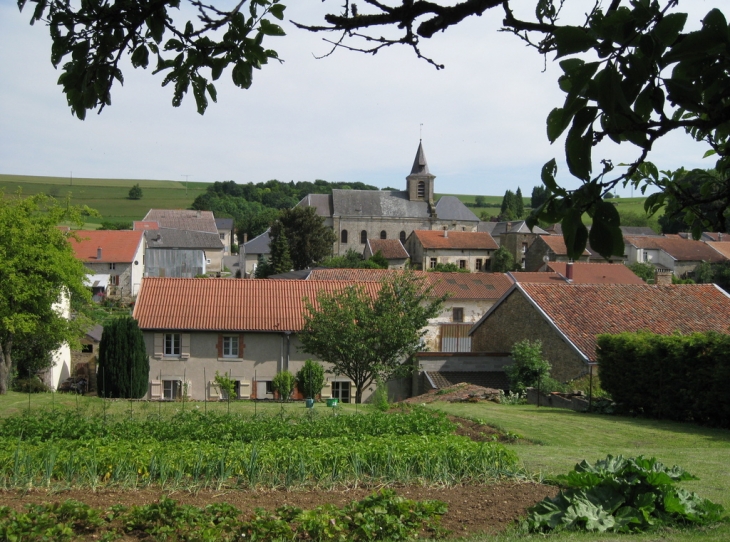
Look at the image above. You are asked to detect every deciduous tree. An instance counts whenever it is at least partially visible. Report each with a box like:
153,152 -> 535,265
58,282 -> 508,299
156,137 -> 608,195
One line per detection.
272,207 -> 336,270
0,192 -> 93,394
490,246 -> 515,273
299,271 -> 444,403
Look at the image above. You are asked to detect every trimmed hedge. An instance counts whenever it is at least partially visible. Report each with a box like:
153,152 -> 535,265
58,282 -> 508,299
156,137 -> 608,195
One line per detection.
597,331 -> 730,427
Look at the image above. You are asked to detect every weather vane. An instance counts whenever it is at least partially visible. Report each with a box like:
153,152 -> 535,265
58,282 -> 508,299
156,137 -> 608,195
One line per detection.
419,123 -> 423,141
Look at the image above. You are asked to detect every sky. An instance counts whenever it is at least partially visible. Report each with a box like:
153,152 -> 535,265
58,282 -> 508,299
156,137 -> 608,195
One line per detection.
0,1 -> 721,197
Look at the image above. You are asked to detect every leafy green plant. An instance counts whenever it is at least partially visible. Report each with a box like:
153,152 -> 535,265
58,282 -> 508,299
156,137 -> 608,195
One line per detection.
499,390 -> 526,405
505,339 -> 552,393
213,372 -> 237,401
525,455 -> 724,533
295,359 -> 325,399
272,370 -> 295,402
370,379 -> 390,412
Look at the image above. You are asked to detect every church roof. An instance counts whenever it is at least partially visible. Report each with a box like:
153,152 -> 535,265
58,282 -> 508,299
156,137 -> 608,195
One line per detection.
435,196 -> 479,222
331,189 -> 430,218
297,194 -> 333,217
410,141 -> 432,176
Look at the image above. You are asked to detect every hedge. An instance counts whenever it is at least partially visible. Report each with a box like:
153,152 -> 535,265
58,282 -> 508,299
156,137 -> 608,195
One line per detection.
597,331 -> 730,428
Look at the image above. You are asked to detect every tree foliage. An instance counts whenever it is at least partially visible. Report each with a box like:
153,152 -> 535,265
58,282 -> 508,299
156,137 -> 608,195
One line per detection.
272,370 -> 295,402
531,185 -> 548,209
254,254 -> 274,278
490,246 -> 515,273
657,168 -> 730,234
268,221 -> 293,275
271,207 -> 336,271
505,339 -> 551,394
628,262 -> 655,283
11,333 -> 63,380
427,262 -> 468,273
96,316 -> 149,398
694,261 -> 730,293
128,183 -> 143,200
19,0 -> 286,119
0,192 -> 94,394
500,190 -> 518,220
295,359 -> 325,399
321,248 -> 388,269
299,271 -> 444,403
515,187 -> 525,218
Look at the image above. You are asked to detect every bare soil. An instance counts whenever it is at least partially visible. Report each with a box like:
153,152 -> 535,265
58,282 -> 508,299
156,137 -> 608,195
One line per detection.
404,383 -> 501,404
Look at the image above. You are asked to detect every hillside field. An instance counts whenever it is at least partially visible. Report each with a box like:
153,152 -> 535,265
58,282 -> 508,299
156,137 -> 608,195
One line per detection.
0,173 -> 657,228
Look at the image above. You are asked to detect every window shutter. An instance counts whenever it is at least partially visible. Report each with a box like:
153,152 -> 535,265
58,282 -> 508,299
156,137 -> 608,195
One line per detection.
181,334 -> 191,359
216,334 -> 222,358
150,380 -> 162,400
185,380 -> 192,400
239,334 -> 245,358
320,381 -> 332,399
239,379 -> 251,399
209,380 -> 220,399
153,334 -> 163,359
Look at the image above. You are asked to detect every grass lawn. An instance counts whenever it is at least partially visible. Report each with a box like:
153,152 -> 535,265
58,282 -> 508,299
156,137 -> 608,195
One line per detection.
428,402 -> 730,541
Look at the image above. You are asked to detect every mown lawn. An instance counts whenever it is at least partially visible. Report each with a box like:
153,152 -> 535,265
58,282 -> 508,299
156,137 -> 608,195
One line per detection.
428,402 -> 730,541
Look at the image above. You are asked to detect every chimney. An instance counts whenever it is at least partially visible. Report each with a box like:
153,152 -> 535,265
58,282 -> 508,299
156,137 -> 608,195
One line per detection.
719,233 -> 723,241
444,229 -> 448,238
566,261 -> 574,281
97,247 -> 102,260
243,233 -> 248,244
196,210 -> 201,219
655,269 -> 672,285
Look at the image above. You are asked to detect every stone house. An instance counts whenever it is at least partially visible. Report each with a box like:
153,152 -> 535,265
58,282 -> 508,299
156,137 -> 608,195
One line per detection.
479,221 -> 549,268
215,218 -> 236,254
70,230 -> 146,297
524,235 -> 591,271
623,235 -> 726,277
405,230 -> 498,272
70,324 -> 103,393
144,228 -> 224,277
241,229 -> 271,277
297,142 -> 480,256
510,262 -> 645,285
363,238 -> 409,269
133,278 -> 382,403
469,282 -> 730,384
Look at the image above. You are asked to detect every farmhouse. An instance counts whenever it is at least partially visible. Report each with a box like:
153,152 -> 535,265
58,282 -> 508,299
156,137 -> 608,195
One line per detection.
363,238 -> 409,269
133,277 -> 381,403
523,235 -> 591,271
623,235 -> 726,276
469,282 -> 730,383
405,230 -> 498,271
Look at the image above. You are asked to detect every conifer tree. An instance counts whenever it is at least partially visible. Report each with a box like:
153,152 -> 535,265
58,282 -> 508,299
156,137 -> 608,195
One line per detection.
268,222 -> 293,274
96,316 -> 149,398
515,187 -> 524,218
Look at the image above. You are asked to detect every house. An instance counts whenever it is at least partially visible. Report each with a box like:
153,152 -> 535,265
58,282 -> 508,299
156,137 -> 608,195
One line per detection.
708,241 -> 730,259
297,142 -> 480,256
241,229 -> 271,277
144,228 -> 224,277
143,209 -> 219,233
70,324 -> 103,393
469,282 -> 730,383
84,273 -> 110,302
523,235 -> 591,271
623,235 -> 726,276
509,262 -> 645,285
69,230 -> 146,297
133,278 -> 381,403
479,221 -> 549,268
215,217 -> 236,254
363,238 -> 409,268
406,230 -> 498,271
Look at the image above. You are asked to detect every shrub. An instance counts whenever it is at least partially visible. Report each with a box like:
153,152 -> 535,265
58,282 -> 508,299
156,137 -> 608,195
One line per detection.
213,371 -> 237,400
96,316 -> 149,398
370,379 -> 390,411
272,370 -> 295,402
12,377 -> 49,393
505,339 -> 552,393
128,183 -> 143,200
295,359 -> 325,399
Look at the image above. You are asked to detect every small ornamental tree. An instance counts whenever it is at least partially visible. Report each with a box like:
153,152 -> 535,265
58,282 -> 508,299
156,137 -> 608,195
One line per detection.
128,183 -> 143,200
296,359 -> 325,399
96,316 -> 149,398
628,262 -> 655,283
490,246 -> 515,273
272,370 -> 295,402
505,339 -> 551,394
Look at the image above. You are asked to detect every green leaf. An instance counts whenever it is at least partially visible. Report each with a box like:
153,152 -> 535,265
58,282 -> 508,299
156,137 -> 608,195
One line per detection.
562,208 -> 588,260
547,108 -> 568,143
541,159 -> 559,193
554,26 -> 598,58
207,83 -> 217,102
130,45 -> 149,69
653,13 -> 687,46
259,19 -> 286,37
269,3 -> 285,20
565,127 -> 593,181
703,149 -> 717,158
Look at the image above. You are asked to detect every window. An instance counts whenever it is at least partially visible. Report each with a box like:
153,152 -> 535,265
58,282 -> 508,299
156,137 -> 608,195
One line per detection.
220,233 -> 226,240
417,181 -> 425,199
341,229 -> 348,244
429,258 -> 437,269
459,259 -> 467,269
110,275 -> 120,286
452,308 -> 464,322
109,263 -> 116,270
360,230 -> 367,244
380,230 -> 387,240
475,258 -> 483,271
399,231 -> 406,243
332,381 -> 351,403
522,242 -> 528,253
164,333 -> 181,356
163,380 -> 182,400
81,344 -> 93,354
223,336 -> 239,358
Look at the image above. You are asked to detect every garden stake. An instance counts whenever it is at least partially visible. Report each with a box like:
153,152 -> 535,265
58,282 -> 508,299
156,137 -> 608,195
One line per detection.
158,370 -> 162,416
183,367 -> 187,411
589,364 -> 594,411
204,367 -> 207,414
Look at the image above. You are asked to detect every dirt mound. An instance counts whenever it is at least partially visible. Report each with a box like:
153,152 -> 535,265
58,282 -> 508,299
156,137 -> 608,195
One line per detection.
404,382 -> 502,404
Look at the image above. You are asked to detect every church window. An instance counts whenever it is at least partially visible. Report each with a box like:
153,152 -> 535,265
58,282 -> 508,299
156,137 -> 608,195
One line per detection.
380,230 -> 387,240
417,181 -> 425,199
399,231 -> 406,243
360,230 -> 367,244
341,230 -> 348,244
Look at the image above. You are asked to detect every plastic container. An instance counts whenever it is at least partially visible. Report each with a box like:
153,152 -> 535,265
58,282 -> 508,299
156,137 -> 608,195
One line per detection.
305,398 -> 315,409
326,398 -> 338,407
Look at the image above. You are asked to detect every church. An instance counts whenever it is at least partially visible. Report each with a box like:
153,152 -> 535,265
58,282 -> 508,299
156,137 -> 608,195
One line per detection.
297,142 -> 480,256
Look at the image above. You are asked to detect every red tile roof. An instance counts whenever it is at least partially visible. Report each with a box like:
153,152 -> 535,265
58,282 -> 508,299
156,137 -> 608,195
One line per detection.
367,239 -> 409,259
624,235 -> 726,262
70,230 -> 144,263
518,283 -> 730,361
133,278 -> 381,331
306,269 -> 513,300
546,262 -> 645,284
413,230 -> 498,250
539,235 -> 591,256
510,272 -> 566,283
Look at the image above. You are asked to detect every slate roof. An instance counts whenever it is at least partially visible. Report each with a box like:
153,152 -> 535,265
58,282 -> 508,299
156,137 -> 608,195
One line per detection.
296,194 -> 333,217
243,229 -> 271,255
367,239 -> 409,259
708,241 -> 730,259
145,228 -> 223,250
143,209 -> 218,233
412,230 -> 498,250
539,235 -> 591,256
434,196 -> 479,222
474,283 -> 730,361
133,278 -> 380,331
70,230 -> 144,263
546,262 -> 645,284
479,221 -> 547,236
134,221 -> 159,230
425,371 -> 509,391
331,189 -> 430,218
215,218 -> 234,231
620,226 -> 659,236
624,235 -> 726,262
85,324 -> 104,343
410,141 -> 432,176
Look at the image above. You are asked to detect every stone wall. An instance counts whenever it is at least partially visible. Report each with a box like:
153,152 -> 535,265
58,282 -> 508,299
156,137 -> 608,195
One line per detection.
470,290 -> 589,382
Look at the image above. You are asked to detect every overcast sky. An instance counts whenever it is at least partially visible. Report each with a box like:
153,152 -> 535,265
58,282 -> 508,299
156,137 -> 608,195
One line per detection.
0,1 -> 720,196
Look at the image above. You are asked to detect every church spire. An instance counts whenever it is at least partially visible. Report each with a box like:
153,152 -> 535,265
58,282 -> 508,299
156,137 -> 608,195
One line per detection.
410,140 -> 430,175
406,140 -> 435,205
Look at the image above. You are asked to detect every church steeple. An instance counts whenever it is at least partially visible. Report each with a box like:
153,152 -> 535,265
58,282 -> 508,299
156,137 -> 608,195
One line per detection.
406,140 -> 435,204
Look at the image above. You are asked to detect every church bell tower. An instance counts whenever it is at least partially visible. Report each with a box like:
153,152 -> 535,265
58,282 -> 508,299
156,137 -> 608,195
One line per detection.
406,140 -> 435,205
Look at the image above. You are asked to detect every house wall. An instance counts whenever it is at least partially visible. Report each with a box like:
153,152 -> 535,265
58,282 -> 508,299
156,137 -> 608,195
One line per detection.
501,232 -> 540,269
524,238 -> 589,272
84,261 -> 134,297
204,248 -> 224,273
131,239 -> 145,294
423,299 -> 495,351
412,353 -> 512,395
470,290 -> 589,382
